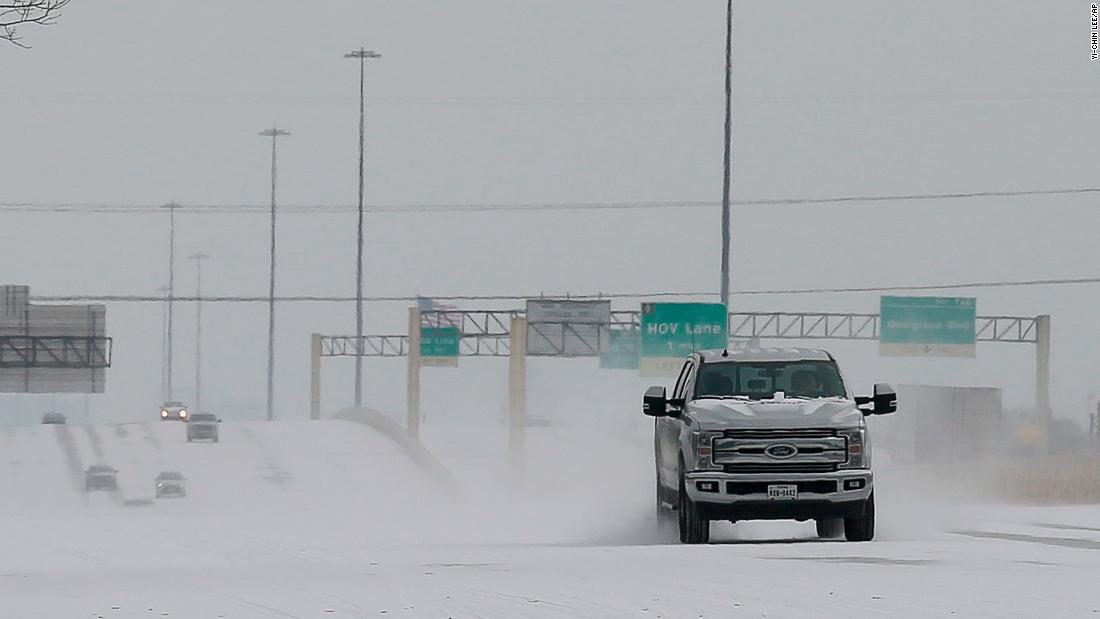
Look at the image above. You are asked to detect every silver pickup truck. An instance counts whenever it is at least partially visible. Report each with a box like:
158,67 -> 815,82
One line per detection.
645,348 -> 896,544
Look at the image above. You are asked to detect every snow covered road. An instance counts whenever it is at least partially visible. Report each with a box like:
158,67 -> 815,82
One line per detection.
0,420 -> 1097,617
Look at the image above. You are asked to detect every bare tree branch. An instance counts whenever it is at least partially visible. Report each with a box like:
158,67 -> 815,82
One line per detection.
0,0 -> 71,48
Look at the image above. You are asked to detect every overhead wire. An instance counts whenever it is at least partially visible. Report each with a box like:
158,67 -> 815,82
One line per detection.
29,276 -> 1100,304
2,186 -> 1099,214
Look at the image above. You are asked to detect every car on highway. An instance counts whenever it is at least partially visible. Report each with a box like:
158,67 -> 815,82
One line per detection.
160,401 -> 190,422
41,412 -> 67,425
186,413 -> 220,443
154,471 -> 186,498
645,347 -> 896,544
85,464 -> 118,491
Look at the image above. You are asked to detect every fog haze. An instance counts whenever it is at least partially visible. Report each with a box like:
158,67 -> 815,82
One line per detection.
1,1 -> 1096,424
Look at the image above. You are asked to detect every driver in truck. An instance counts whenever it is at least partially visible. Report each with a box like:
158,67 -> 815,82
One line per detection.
790,370 -> 822,397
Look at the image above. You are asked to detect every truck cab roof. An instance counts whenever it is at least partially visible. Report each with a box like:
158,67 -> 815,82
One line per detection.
696,347 -> 834,363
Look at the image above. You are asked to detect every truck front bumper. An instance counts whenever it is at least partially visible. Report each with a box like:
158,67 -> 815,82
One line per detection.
684,470 -> 872,521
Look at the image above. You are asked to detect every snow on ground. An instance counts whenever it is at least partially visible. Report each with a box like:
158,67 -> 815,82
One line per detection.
0,419 -> 1098,617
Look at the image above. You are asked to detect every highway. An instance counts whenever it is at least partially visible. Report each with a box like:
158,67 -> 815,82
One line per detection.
0,418 -> 1096,617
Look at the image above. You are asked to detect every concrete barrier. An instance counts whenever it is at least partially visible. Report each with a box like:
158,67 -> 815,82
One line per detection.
331,406 -> 461,496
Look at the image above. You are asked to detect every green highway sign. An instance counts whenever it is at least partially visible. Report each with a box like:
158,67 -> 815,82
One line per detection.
600,329 -> 640,370
879,296 -> 976,358
640,303 -> 727,376
420,326 -> 459,367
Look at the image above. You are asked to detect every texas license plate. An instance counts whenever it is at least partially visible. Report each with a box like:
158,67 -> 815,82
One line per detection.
767,484 -> 798,500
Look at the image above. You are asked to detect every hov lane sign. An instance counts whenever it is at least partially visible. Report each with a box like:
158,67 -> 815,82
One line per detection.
640,303 -> 727,377
879,296 -> 976,358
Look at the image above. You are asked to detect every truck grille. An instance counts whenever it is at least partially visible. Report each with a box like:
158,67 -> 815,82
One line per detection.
713,428 -> 847,471
723,463 -> 837,474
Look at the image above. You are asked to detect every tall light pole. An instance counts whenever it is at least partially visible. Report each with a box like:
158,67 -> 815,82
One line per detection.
158,285 -> 170,402
344,47 -> 381,408
719,0 -> 734,308
259,126 -> 289,422
189,252 -> 210,412
162,201 -> 182,402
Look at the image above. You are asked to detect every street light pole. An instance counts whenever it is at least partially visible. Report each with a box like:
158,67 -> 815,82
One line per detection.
189,252 -> 210,412
719,0 -> 734,308
158,284 -> 170,402
259,126 -> 289,422
162,201 -> 181,402
344,47 -> 381,408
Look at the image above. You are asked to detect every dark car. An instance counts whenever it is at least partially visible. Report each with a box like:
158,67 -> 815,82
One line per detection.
41,412 -> 67,425
186,413 -> 220,443
85,464 -> 118,491
154,471 -> 186,498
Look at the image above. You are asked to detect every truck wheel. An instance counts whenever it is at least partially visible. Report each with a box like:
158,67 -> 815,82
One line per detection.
816,518 -> 843,539
844,493 -> 875,542
677,474 -> 710,544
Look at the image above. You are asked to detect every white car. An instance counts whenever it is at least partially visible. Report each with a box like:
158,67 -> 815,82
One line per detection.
159,401 -> 190,422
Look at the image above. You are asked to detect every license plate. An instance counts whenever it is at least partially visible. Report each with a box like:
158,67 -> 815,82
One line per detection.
767,484 -> 798,500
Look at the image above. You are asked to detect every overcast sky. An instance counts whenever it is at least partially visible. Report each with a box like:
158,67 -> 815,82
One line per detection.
1,2 -> 1098,428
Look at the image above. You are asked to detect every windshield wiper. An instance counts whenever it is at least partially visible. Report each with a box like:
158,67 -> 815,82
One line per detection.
696,395 -> 752,401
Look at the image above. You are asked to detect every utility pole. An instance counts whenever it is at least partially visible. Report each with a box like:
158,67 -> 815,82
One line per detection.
344,47 -> 381,408
259,126 -> 289,422
719,0 -> 734,308
189,253 -> 210,412
158,284 -> 170,402
162,201 -> 182,402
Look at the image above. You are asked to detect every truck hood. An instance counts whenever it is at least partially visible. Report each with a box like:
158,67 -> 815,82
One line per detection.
686,398 -> 863,430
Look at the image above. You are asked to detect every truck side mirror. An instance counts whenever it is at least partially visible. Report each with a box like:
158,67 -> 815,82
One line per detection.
872,383 -> 897,415
643,386 -> 669,417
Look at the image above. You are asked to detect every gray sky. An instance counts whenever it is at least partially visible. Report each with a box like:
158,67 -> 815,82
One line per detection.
1,1 -> 1097,426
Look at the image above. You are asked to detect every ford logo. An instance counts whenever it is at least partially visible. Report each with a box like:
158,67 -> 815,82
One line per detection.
764,443 -> 798,459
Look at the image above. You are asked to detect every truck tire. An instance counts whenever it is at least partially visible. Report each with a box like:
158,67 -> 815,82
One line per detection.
678,474 -> 710,544
844,493 -> 875,542
816,518 -> 843,539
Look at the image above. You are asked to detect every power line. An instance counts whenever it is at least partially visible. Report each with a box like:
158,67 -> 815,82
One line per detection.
2,186 -> 1099,215
28,275 -> 1100,305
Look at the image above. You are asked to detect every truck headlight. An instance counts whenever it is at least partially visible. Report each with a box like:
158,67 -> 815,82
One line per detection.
838,427 -> 868,470
161,410 -> 168,418
690,430 -> 724,471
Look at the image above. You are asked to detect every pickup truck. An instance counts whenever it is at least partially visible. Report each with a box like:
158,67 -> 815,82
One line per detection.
645,348 -> 896,544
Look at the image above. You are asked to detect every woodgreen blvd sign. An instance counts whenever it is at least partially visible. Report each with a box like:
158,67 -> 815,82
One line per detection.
639,302 -> 727,377
879,296 -> 976,358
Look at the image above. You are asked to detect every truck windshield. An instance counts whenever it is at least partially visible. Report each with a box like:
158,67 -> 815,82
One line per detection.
694,360 -> 847,400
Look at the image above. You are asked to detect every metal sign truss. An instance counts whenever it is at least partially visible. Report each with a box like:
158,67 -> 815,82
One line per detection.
0,336 -> 113,368
318,310 -> 1038,358
727,312 -> 1038,344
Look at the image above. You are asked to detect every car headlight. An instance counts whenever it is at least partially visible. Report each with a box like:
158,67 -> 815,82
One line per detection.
179,410 -> 188,418
161,410 -> 168,417
690,430 -> 724,471
838,427 -> 868,470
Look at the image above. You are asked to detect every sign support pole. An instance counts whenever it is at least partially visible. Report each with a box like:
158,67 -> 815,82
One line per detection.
310,333 -> 322,420
509,316 -> 527,486
1035,314 -> 1051,456
407,307 -> 422,438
